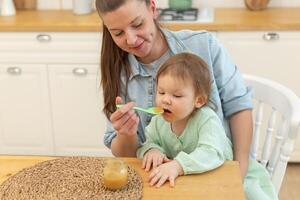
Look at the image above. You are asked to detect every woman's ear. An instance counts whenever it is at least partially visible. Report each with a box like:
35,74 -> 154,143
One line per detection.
195,95 -> 207,108
149,0 -> 158,19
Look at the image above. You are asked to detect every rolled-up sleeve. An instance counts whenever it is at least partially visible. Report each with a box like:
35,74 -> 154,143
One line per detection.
103,118 -> 117,149
103,117 -> 145,149
209,34 -> 253,118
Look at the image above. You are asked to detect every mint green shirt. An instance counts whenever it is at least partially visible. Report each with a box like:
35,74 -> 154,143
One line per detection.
137,106 -> 278,200
137,106 -> 233,175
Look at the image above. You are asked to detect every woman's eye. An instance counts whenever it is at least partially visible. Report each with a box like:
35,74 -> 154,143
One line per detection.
114,31 -> 123,37
133,23 -> 142,28
115,32 -> 122,36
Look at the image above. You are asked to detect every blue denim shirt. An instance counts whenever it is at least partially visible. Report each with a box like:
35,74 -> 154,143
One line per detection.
103,29 -> 253,148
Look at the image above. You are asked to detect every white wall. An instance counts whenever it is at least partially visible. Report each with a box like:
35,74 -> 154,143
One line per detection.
36,0 -> 300,10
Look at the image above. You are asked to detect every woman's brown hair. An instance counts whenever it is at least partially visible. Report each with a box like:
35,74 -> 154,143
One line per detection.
156,53 -> 212,103
95,0 -> 151,118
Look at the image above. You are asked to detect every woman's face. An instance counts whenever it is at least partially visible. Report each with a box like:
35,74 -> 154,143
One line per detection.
101,0 -> 159,61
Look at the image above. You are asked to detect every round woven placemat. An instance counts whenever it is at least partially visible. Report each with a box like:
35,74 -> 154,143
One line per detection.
0,157 -> 143,200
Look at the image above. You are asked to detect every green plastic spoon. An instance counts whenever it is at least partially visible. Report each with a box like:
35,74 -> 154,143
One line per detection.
116,104 -> 164,115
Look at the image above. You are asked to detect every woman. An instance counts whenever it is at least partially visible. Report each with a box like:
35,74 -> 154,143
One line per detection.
96,0 -> 253,178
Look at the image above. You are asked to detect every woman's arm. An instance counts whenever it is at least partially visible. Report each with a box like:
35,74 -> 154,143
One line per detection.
208,33 -> 253,178
229,109 -> 253,178
111,134 -> 139,157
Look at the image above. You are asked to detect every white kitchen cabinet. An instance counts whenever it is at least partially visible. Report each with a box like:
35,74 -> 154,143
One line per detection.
0,64 -> 54,155
0,32 -> 112,156
217,31 -> 300,161
217,31 -> 300,97
48,64 -> 110,156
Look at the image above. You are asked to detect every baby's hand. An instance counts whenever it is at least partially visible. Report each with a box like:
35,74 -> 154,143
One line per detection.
148,160 -> 184,188
142,149 -> 170,172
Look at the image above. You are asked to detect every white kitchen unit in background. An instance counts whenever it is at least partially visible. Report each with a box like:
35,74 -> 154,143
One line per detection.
0,32 -> 112,157
0,64 -> 54,155
217,31 -> 300,161
48,64 -> 108,156
217,31 -> 300,97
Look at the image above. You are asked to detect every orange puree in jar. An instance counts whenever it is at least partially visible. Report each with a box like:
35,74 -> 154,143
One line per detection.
103,159 -> 128,190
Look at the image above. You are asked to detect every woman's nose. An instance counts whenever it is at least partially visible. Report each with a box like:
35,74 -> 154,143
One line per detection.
125,31 -> 137,46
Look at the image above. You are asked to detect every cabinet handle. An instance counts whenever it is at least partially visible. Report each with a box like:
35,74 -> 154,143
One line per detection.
7,67 -> 22,75
36,34 -> 52,42
72,68 -> 88,76
263,32 -> 280,41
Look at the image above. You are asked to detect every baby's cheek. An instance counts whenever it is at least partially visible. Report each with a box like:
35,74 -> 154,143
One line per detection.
155,97 -> 161,106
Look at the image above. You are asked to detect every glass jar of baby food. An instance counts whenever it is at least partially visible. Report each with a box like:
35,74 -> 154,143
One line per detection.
103,159 -> 128,190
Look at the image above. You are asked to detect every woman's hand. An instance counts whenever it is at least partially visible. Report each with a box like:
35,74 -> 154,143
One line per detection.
110,97 -> 140,156
148,160 -> 184,188
110,96 -> 139,138
142,149 -> 170,172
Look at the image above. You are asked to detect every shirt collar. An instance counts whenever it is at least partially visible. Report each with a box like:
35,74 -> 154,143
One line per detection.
128,54 -> 141,80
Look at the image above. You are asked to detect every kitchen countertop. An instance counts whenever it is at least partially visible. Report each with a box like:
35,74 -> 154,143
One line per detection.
0,7 -> 300,32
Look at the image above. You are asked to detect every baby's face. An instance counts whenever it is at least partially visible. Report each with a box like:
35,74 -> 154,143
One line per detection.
156,74 -> 203,123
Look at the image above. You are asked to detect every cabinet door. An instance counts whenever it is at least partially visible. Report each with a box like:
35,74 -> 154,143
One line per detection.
0,64 -> 54,155
48,64 -> 111,156
217,31 -> 300,161
217,31 -> 300,96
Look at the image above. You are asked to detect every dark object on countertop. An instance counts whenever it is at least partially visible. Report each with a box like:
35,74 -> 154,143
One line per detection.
168,0 -> 192,11
0,157 -> 143,200
158,7 -> 198,21
245,0 -> 271,10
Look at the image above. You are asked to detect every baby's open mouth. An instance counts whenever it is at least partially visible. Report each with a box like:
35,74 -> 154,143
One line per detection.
163,108 -> 172,113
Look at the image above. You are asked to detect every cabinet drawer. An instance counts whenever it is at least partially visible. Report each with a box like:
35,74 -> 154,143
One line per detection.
0,32 -> 101,63
217,31 -> 300,41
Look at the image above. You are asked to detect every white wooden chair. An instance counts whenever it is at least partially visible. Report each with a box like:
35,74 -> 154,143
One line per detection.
243,74 -> 300,194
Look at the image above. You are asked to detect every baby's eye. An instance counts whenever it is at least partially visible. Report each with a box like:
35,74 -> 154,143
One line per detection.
158,91 -> 165,95
173,95 -> 182,98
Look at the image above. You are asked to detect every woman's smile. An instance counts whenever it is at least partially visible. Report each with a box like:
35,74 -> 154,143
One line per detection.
131,40 -> 145,51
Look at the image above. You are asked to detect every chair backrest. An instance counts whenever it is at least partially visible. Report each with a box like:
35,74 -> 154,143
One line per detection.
243,74 -> 300,194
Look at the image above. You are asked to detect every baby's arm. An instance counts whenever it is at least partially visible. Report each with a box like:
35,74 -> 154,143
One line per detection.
175,117 -> 233,175
137,117 -> 168,171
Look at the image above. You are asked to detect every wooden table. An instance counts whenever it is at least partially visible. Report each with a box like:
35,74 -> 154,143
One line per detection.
0,156 -> 246,200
